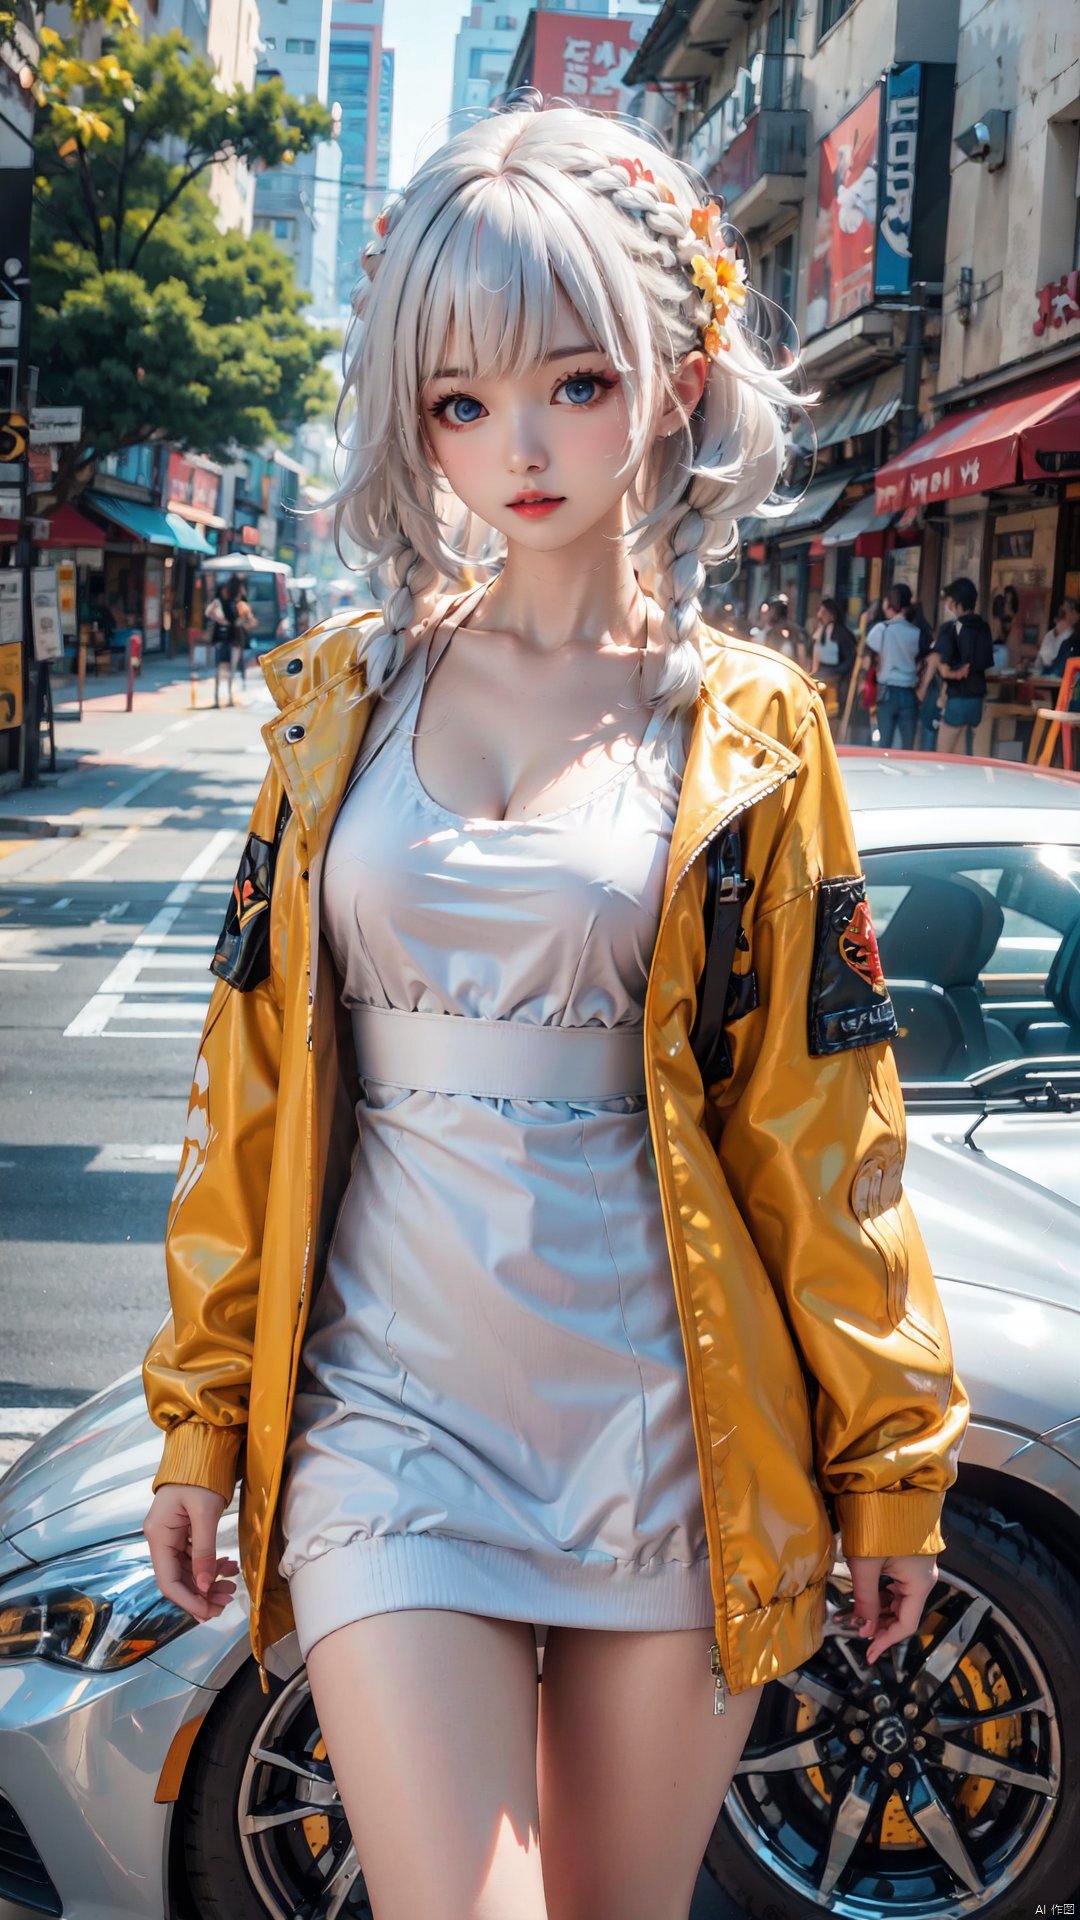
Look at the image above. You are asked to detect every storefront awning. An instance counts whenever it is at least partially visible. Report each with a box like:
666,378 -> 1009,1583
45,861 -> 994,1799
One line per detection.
875,364 -> 1080,513
794,366 -> 903,454
84,490 -> 176,547
0,504 -> 106,550
738,471 -> 858,547
166,512 -> 215,557
819,493 -> 900,546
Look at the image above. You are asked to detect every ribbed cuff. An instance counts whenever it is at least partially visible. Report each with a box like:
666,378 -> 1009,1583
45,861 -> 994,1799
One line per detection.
834,1490 -> 946,1560
152,1420 -> 242,1503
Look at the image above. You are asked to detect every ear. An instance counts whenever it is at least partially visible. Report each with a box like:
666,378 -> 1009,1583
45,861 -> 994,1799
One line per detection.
656,349 -> 709,437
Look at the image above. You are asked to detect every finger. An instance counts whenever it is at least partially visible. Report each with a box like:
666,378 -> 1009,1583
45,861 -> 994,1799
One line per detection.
866,1584 -> 924,1663
849,1564 -> 884,1635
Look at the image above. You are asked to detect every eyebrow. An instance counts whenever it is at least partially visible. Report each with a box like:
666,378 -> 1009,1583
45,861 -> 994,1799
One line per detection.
430,342 -> 602,381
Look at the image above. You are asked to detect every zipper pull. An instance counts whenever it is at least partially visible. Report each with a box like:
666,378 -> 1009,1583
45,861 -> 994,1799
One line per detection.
710,1640 -> 726,1716
257,1660 -> 270,1697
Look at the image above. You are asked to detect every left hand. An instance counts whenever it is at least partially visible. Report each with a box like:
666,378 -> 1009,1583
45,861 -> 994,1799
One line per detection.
847,1553 -> 939,1663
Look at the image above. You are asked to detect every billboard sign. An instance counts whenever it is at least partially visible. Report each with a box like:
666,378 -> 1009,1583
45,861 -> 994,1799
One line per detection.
806,88 -> 881,335
876,64 -> 921,297
530,13 -> 653,115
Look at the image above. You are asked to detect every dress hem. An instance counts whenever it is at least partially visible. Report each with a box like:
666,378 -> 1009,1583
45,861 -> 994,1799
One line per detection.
284,1530 -> 715,1659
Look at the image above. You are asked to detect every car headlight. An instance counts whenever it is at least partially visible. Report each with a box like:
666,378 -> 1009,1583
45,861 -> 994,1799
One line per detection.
0,1540 -> 199,1671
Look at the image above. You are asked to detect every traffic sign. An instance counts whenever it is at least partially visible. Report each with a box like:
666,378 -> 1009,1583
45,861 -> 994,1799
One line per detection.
29,406 -> 83,445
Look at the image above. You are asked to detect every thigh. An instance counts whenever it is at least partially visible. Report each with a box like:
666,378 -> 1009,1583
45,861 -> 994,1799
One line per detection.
306,1608 -> 547,1920
537,1626 -> 763,1920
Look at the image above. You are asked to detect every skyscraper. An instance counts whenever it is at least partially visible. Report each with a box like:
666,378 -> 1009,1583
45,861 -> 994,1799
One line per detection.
253,0 -> 341,320
329,0 -> 395,311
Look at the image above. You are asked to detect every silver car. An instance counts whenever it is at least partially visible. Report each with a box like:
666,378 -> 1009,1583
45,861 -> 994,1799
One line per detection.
1,753 -> 1078,1920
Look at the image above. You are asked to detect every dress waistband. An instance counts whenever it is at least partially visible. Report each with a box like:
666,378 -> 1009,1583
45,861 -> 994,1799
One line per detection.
350,1005 -> 647,1101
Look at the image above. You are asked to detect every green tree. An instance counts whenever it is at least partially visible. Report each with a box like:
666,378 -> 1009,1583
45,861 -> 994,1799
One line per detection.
27,12 -> 338,504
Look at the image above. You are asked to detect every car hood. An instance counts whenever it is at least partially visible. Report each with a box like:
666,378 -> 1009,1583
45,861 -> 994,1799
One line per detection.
0,1368 -> 181,1564
2,1116 -> 1077,1569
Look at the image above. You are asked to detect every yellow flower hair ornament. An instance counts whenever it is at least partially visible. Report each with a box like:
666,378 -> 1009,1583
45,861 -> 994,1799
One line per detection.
688,200 -> 748,356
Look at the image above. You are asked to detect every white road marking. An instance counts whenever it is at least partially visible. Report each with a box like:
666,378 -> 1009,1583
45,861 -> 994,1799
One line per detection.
72,829 -> 142,879
128,732 -> 167,754
64,829 -> 235,1038
100,765 -> 172,811
0,960 -> 61,972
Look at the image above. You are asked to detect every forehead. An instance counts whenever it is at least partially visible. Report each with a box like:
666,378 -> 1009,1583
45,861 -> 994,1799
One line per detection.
431,286 -> 598,383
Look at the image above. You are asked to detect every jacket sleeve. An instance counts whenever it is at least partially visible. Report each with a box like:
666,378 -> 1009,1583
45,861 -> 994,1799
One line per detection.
141,765 -> 288,1504
710,693 -> 970,1561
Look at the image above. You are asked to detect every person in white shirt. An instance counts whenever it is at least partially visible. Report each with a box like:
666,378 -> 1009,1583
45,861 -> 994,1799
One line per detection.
1034,598 -> 1079,673
865,583 -> 922,749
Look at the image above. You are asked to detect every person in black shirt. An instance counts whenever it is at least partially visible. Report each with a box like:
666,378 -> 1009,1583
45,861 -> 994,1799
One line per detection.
918,576 -> 995,755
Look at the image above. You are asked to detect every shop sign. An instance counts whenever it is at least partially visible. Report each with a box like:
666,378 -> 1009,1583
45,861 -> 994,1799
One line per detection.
0,640 -> 22,730
806,87 -> 882,335
30,566 -> 64,663
530,13 -> 651,116
28,446 -> 53,488
0,302 -> 19,354
0,411 -> 28,463
1033,269 -> 1080,337
29,406 -> 83,446
875,64 -> 921,298
165,450 -> 221,518
0,485 -> 20,517
56,559 -> 77,636
0,572 -> 22,646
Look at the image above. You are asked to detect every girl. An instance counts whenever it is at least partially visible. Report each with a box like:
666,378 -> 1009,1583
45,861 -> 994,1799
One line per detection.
206,571 -> 256,707
142,99 -> 968,1920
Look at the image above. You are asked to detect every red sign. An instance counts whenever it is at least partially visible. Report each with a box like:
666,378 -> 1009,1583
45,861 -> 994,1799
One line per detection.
1034,270 -> 1080,337
806,88 -> 881,336
165,451 -> 221,518
530,13 -> 651,115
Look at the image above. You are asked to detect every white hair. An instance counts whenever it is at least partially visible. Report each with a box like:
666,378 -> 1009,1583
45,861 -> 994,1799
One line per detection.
331,97 -> 802,719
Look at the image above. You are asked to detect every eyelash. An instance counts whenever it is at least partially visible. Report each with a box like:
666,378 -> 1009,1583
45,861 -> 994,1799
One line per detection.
427,368 -> 620,431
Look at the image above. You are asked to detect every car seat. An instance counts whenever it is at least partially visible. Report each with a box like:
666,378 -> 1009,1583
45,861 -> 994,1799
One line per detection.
877,874 -> 1006,1077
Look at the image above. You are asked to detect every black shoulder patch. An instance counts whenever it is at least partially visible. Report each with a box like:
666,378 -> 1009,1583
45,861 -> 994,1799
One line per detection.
808,875 -> 899,1057
210,792 -> 291,992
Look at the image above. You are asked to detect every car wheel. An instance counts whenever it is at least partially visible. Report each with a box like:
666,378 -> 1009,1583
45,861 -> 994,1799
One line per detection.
179,1656 -> 373,1919
704,1494 -> 1077,1917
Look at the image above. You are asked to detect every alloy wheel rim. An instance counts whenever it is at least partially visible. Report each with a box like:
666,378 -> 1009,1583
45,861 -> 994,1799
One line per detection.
722,1565 -> 1060,1916
237,1669 -> 373,1920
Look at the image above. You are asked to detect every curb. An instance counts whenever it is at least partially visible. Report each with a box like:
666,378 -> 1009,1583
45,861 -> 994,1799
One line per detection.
0,817 -> 83,838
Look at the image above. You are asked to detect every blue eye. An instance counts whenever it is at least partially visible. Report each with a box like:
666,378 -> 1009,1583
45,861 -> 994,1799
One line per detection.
438,394 -> 485,427
562,376 -> 600,405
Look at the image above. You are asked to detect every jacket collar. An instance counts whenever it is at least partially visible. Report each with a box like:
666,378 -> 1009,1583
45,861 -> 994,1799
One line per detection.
260,614 -> 799,854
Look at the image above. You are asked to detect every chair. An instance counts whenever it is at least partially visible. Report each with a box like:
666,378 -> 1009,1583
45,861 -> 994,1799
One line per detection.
877,874 -> 1005,1076
1027,657 -> 1080,769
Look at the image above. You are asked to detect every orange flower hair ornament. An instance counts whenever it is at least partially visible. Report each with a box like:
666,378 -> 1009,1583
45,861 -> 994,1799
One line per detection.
687,199 -> 748,355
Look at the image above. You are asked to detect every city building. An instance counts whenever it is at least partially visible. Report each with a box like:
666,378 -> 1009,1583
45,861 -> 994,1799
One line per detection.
132,0 -> 261,231
874,0 -> 1080,651
451,2 -> 659,118
329,0 -> 395,311
628,0 -> 962,627
506,4 -> 660,110
254,0 -> 342,320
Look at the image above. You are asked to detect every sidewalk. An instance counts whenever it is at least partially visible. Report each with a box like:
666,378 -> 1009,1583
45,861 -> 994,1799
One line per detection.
0,652 -> 265,831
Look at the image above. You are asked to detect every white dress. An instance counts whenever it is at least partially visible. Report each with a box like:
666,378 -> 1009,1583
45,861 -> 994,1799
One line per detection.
278,621 -> 714,1660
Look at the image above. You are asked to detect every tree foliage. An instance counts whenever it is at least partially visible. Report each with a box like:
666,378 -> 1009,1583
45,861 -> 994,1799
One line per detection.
27,14 -> 338,504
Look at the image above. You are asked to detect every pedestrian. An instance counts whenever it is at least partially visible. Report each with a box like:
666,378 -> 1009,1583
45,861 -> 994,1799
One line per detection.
141,102 -> 967,1918
864,583 -> 923,748
924,577 -> 996,755
809,595 -> 856,720
1033,596 -> 1080,675
206,574 -> 240,708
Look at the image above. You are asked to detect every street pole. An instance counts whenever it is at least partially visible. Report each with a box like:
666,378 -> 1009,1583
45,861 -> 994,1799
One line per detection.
0,7 -> 40,788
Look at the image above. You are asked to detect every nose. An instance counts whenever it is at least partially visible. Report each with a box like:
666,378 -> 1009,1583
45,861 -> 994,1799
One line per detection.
505,404 -> 550,480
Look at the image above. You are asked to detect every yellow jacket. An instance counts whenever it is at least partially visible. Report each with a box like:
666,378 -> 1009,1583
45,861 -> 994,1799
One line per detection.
143,613 -> 969,1696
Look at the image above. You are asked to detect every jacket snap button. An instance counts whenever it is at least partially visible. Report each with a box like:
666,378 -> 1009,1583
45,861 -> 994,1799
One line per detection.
285,722 -> 306,743
286,659 -> 303,675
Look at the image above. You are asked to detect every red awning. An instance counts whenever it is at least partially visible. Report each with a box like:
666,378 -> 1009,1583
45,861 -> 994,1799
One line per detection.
875,365 -> 1080,513
0,505 -> 106,549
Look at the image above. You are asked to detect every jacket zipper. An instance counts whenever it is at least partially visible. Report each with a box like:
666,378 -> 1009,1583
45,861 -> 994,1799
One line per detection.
645,764 -> 794,1714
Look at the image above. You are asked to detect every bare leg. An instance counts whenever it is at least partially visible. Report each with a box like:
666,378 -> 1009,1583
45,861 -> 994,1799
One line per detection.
936,721 -> 964,754
537,1626 -> 763,1920
306,1608 -> 548,1920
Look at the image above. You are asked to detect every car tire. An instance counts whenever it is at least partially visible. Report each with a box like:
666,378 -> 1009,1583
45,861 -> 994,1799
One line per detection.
177,1654 -> 369,1920
703,1494 -> 1079,1917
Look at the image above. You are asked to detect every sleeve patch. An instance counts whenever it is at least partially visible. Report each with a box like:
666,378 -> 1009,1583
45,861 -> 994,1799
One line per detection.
211,794 -> 290,992
809,876 -> 899,1057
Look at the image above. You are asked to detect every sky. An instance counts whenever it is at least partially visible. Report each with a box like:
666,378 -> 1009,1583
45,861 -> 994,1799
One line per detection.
383,0 -> 462,190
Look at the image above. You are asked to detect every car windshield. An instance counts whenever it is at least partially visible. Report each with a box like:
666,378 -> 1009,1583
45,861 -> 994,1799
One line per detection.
863,842 -> 1080,1086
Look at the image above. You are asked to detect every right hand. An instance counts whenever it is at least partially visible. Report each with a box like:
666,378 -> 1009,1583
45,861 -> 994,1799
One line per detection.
143,1484 -> 239,1622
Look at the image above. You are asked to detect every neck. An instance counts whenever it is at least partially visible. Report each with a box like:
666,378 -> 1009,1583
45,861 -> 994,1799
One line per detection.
479,499 -> 646,655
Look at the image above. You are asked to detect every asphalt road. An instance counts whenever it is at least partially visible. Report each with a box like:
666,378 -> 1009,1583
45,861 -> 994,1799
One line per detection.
0,656 -> 750,1920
